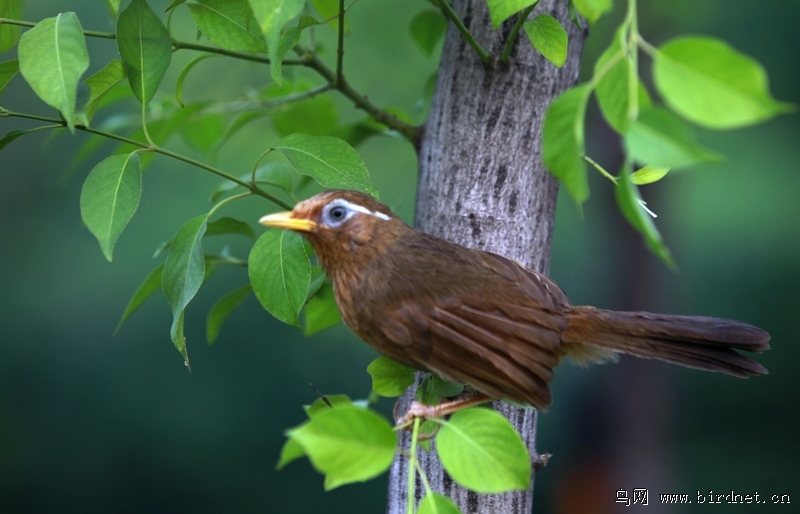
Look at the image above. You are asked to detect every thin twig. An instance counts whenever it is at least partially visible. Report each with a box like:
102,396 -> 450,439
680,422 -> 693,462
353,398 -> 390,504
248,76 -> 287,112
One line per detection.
501,4 -> 537,64
299,49 -> 421,144
2,110 -> 293,209
582,154 -> 618,184
310,384 -> 333,407
336,0 -> 345,86
434,0 -> 491,63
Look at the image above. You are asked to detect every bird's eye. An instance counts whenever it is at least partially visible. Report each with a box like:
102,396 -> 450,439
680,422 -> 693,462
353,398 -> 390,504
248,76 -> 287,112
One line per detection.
325,204 -> 349,225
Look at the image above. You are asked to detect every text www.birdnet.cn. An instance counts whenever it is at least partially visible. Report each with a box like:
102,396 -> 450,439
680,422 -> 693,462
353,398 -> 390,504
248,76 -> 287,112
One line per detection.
615,488 -> 791,506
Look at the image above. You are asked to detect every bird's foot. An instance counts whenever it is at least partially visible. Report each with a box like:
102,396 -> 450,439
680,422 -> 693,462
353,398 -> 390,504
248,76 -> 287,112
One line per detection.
393,393 -> 493,431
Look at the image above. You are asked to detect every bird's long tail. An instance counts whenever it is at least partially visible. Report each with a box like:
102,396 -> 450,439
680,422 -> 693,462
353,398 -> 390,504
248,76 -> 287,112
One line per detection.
562,306 -> 770,376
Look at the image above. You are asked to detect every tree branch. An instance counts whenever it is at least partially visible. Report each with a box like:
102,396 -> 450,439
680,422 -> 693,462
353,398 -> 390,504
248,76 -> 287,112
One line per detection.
1,110 -> 293,209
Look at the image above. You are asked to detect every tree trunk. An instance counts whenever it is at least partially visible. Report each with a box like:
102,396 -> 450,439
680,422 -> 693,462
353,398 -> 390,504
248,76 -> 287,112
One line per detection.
386,1 -> 585,512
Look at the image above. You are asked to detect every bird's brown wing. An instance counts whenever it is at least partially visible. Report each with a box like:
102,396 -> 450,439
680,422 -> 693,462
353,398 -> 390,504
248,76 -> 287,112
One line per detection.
378,250 -> 570,410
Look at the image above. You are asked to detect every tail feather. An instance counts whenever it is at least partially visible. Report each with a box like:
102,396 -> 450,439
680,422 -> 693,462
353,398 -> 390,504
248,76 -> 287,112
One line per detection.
563,307 -> 770,377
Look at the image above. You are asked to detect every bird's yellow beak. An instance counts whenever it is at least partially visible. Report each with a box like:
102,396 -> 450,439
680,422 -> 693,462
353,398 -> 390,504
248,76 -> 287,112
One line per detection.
259,211 -> 317,232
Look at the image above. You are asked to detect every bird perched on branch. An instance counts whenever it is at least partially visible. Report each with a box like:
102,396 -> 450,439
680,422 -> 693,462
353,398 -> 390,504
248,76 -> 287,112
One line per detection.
259,190 -> 769,416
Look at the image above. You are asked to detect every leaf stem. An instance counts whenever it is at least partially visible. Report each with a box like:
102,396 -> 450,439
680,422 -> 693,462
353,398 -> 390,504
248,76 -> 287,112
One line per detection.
299,49 -> 421,144
501,4 -> 537,64
582,154 -> 618,184
2,110 -> 293,209
336,0 -> 345,86
407,417 -> 420,514
0,17 -> 116,38
434,0 -> 491,64
208,192 -> 253,218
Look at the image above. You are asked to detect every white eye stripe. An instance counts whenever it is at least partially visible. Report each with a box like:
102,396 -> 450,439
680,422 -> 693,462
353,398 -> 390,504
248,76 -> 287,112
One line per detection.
329,199 -> 390,221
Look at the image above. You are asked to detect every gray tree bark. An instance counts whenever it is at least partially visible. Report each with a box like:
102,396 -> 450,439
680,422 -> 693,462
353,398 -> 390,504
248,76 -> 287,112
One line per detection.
387,1 -> 585,513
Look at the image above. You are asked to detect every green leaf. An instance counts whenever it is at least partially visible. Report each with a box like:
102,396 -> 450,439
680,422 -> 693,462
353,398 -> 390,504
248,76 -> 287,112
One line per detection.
163,215 -> 209,362
210,161 -> 295,202
594,25 -> 637,133
270,15 -> 319,85
304,282 -> 342,335
304,394 -> 353,418
273,134 -> 377,196
104,0 -> 122,16
206,216 -> 255,239
310,0 -> 347,30
409,10 -> 447,58
416,373 -> 464,405
436,408 -> 530,493
206,285 -> 251,344
653,36 -> 794,129
624,107 -> 722,169
486,0 -> 539,30
367,357 -> 415,398
187,0 -> 267,53
523,14 -> 568,68
276,437 -> 306,470
287,406 -> 397,490
572,0 -> 612,25
273,93 -> 339,137
542,84 -> 591,207
0,59 -> 19,98
615,163 -> 675,269
117,0 -> 172,105
175,55 -> 215,108
80,59 -> 127,124
0,0 -> 24,53
248,229 -> 311,326
248,0 -> 305,86
630,165 -> 669,185
17,12 -> 89,132
0,129 -> 30,152
115,263 -> 164,335
80,153 -> 142,261
418,493 -> 462,514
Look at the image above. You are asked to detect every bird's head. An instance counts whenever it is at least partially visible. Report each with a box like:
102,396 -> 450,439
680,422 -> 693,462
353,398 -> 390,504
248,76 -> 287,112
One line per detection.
259,190 -> 408,274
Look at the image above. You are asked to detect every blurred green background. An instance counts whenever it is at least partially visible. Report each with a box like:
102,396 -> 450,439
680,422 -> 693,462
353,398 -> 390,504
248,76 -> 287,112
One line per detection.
0,0 -> 797,512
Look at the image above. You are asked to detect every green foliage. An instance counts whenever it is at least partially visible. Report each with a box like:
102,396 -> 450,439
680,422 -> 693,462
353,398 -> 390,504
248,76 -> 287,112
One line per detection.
206,285 -> 252,344
117,0 -> 171,105
0,60 -> 19,97
17,13 -> 88,132
409,10 -> 447,58
187,0 -> 267,53
287,406 -> 397,490
304,282 -> 342,335
416,373 -> 464,405
367,357 -> 415,397
418,493 -> 461,514
571,0 -> 613,25
79,153 -> 142,262
486,0 -> 540,29
541,6 -> 791,266
115,263 -> 164,335
248,0 -> 305,85
523,14 -> 567,67
542,84 -> 591,207
248,229 -> 311,327
163,215 -> 209,364
0,0 -> 24,52
80,60 -> 127,125
273,133 -> 378,196
436,408 -> 531,493
653,36 -> 794,129
0,0 -> 790,508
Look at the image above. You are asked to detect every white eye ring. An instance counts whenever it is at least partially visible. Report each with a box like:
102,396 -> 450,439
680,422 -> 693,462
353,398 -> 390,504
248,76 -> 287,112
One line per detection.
321,199 -> 390,226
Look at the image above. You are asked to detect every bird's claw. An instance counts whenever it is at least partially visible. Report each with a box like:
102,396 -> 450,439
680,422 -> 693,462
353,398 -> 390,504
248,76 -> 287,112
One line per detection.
394,400 -> 438,430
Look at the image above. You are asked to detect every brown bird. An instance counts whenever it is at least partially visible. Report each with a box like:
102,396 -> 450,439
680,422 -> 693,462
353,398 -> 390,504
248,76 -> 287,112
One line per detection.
259,190 -> 769,414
